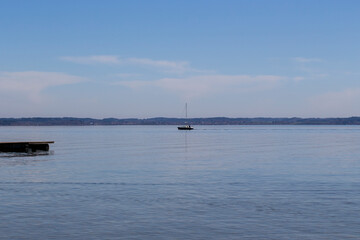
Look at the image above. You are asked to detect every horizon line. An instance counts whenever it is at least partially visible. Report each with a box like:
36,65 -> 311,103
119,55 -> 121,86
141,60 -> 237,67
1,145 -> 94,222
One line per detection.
1,116 -> 360,120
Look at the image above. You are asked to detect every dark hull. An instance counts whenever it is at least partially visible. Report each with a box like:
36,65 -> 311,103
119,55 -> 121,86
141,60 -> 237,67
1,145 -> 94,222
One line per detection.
0,141 -> 54,153
178,126 -> 194,130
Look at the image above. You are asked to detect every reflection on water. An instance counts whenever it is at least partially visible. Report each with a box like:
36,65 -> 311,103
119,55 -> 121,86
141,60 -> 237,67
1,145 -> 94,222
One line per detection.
0,150 -> 53,158
0,151 -> 53,167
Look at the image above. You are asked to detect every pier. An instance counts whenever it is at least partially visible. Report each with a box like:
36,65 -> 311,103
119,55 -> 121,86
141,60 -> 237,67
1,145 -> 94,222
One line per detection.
0,141 -> 54,153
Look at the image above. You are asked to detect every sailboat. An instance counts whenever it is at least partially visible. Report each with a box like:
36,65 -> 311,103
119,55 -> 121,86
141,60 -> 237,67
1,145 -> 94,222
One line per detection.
178,103 -> 194,130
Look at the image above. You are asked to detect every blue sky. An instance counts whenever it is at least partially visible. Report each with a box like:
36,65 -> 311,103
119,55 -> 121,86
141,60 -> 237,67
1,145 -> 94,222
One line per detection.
1,0 -> 360,118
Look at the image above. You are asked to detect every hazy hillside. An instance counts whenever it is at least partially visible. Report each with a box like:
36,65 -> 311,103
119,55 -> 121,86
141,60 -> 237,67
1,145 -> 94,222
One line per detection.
1,117 -> 360,126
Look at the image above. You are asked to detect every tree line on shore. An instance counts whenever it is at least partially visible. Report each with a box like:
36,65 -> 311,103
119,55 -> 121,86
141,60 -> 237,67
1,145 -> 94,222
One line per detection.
1,117 -> 360,125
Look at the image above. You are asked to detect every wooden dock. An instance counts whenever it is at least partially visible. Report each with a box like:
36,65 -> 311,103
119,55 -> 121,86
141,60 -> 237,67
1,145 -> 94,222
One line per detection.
0,141 -> 54,153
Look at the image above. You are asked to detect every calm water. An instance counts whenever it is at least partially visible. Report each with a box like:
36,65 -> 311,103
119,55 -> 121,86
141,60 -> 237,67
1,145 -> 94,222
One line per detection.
0,125 -> 359,239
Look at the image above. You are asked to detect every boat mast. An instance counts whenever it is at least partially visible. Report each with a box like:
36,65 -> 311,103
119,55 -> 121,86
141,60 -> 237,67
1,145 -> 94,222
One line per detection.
185,103 -> 187,119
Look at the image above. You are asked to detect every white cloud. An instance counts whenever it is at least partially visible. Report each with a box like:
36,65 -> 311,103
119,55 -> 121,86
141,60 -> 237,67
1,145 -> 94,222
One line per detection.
61,55 -> 203,74
127,58 -> 193,74
293,57 -> 322,63
292,57 -> 327,81
116,74 -> 285,98
308,88 -> 360,117
293,76 -> 305,81
60,55 -> 121,64
0,71 -> 85,101
115,73 -> 142,78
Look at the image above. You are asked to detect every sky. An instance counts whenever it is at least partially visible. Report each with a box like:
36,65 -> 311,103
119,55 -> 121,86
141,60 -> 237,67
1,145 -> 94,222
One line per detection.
1,0 -> 360,118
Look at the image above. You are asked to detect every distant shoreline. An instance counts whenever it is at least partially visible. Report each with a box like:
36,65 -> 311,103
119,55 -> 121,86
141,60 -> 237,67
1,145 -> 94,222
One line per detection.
2,117 -> 360,126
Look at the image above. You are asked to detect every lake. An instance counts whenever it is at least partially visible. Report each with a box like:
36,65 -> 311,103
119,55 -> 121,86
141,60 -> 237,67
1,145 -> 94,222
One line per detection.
0,125 -> 359,239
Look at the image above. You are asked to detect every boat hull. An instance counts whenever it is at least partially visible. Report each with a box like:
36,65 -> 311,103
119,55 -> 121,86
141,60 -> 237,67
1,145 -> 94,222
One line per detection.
177,126 -> 194,130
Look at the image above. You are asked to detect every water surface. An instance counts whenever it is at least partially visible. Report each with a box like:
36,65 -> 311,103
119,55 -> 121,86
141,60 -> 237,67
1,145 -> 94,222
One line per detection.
0,126 -> 359,239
